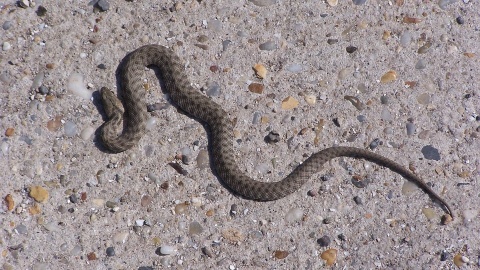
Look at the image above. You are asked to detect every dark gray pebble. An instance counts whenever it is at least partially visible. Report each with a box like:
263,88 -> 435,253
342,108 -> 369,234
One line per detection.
138,267 -> 154,270
106,247 -> 115,256
201,247 -> 214,258
440,250 -> 450,261
182,155 -> 193,165
206,82 -> 221,97
456,16 -> 464,25
357,115 -> 367,122
421,145 -> 440,161
380,95 -> 389,104
317,235 -> 331,247
338,233 -> 347,241
96,0 -> 110,11
230,204 -> 238,216
322,217 -> 332,224
15,224 -> 28,235
259,41 -> 277,51
69,194 -> 79,204
97,64 -> 107,69
352,0 -> 367,5
222,40 -> 231,51
36,5 -> 47,16
39,85 -> 49,95
368,138 -> 381,150
2,21 -> 12,30
346,46 -> 357,53
265,131 -> 280,144
351,177 -> 369,188
327,39 -> 338,45
353,196 -> 363,205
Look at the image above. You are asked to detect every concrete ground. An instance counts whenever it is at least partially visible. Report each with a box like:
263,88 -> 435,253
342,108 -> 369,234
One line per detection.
1,0 -> 479,269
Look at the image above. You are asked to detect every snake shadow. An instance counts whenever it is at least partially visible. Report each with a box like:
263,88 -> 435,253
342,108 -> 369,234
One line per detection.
92,51 -> 247,198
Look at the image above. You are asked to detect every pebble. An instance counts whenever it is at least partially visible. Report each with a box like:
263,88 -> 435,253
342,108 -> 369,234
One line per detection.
317,235 -> 331,247
69,194 -> 78,203
421,145 -> 440,160
249,0 -> 276,7
456,16 -> 464,25
44,221 -> 60,232
252,111 -> 261,124
402,181 -> 419,196
29,186 -> 49,202
64,120 -> 77,137
415,59 -> 427,69
2,42 -> 11,51
399,31 -> 411,47
440,250 -> 450,261
5,194 -> 14,211
202,247 -> 214,258
380,70 -> 397,83
253,64 -> 267,79
248,83 -> 264,94
222,40 -> 231,51
357,115 -> 367,122
96,0 -> 110,11
5,127 -> 14,137
346,46 -> 357,53
406,122 -> 415,135
80,126 -> 95,140
189,221 -> 203,235
438,0 -> 456,9
304,94 -> 316,105
222,228 -> 245,242
286,64 -> 305,73
14,224 -> 28,235
281,96 -> 299,110
159,245 -> 176,255
380,107 -> 393,121
259,41 -> 277,51
2,21 -> 12,30
113,231 -> 129,243
67,73 -> 91,99
285,207 -> 304,222
196,149 -> 209,169
106,247 -> 115,257
417,42 -> 432,54
327,39 -> 338,45
274,250 -> 289,259
265,131 -> 280,144
206,81 -> 221,97
353,196 -> 363,205
38,85 -> 49,95
320,249 -> 337,266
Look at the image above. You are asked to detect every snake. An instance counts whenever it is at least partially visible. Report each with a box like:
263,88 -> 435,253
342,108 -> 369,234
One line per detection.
99,44 -> 454,219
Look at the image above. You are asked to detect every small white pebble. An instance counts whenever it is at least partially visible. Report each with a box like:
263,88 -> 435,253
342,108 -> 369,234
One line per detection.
79,52 -> 87,58
113,231 -> 129,243
285,207 -> 304,222
146,117 -> 156,130
80,126 -> 95,140
160,245 -> 176,255
67,73 -> 92,99
135,219 -> 145,226
461,256 -> 469,263
2,42 -> 11,51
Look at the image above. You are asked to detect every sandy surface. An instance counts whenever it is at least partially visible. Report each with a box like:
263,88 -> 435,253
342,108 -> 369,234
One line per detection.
1,0 -> 479,269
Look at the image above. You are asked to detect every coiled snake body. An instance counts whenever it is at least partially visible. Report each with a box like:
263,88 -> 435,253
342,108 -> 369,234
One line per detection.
100,45 -> 453,218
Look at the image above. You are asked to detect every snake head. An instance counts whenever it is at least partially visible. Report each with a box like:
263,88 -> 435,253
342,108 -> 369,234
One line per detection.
100,87 -> 124,118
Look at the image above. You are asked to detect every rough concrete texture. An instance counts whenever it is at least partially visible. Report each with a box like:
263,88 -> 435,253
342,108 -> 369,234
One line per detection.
1,0 -> 479,269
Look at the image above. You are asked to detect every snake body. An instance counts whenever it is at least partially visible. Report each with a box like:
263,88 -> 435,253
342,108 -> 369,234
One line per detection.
100,44 -> 453,218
